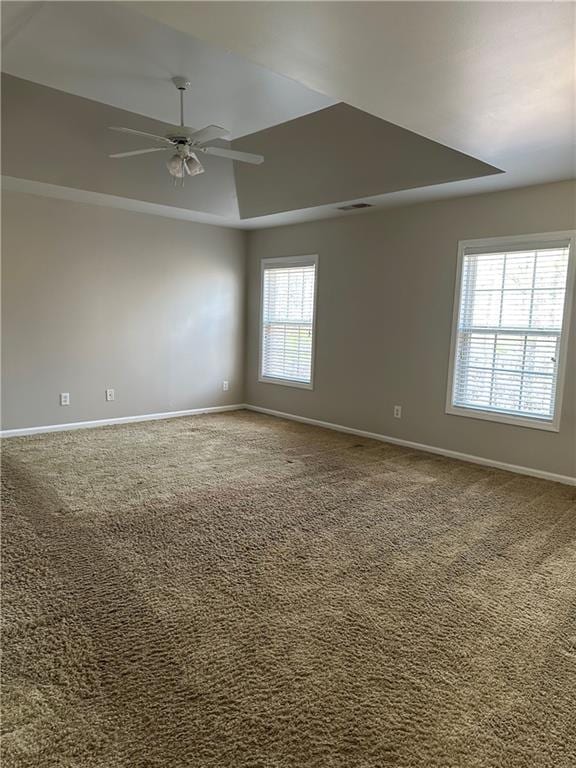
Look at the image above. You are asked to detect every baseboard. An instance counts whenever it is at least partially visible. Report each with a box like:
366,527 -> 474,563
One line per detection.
3,403 -> 573,486
0,404 -> 247,438
245,404 -> 576,486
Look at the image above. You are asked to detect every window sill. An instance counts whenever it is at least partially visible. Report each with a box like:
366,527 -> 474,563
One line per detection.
446,404 -> 560,432
259,376 -> 314,391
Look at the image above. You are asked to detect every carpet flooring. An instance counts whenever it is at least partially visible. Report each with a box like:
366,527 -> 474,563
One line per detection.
1,411 -> 575,768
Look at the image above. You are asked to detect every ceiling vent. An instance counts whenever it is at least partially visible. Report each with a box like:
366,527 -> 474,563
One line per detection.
337,202 -> 373,211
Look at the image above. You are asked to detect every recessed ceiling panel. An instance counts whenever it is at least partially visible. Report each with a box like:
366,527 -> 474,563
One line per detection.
233,104 -> 502,219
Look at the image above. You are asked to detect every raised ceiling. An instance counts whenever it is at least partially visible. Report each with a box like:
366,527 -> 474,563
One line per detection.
3,1 -> 569,228
1,72 -> 500,222
138,1 -> 575,188
1,1 -> 336,139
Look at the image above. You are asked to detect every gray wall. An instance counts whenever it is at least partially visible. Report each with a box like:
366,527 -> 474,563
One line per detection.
245,181 -> 576,478
1,190 -> 246,430
3,181 -> 575,478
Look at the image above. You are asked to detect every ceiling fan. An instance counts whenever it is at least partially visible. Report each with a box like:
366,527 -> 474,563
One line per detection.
108,77 -> 264,183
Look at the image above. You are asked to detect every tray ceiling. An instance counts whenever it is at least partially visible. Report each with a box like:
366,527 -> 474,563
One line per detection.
1,1 -> 336,139
1,1 -> 526,227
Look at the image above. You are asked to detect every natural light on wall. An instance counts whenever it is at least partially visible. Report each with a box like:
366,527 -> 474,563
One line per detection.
447,233 -> 574,431
260,256 -> 318,388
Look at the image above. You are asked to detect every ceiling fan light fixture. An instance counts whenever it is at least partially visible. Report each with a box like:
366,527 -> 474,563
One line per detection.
166,152 -> 204,180
185,153 -> 204,177
166,153 -> 186,178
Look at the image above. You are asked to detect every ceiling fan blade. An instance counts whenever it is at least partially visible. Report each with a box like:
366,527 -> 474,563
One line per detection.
109,147 -> 171,158
201,146 -> 264,165
109,126 -> 173,145
190,125 -> 230,145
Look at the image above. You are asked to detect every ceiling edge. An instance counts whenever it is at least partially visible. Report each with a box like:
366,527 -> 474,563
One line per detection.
1,176 -> 249,230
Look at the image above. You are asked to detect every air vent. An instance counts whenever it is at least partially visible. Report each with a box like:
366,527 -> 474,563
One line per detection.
337,203 -> 373,211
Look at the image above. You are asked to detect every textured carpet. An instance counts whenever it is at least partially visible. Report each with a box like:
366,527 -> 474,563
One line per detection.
1,411 -> 575,768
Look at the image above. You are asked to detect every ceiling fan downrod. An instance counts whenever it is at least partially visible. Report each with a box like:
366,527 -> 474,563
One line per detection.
172,76 -> 191,128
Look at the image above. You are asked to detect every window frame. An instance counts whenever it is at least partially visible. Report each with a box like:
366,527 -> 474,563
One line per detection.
446,231 -> 575,432
258,254 -> 319,390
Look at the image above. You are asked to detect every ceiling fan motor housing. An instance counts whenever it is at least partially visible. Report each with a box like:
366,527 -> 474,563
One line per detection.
175,142 -> 193,157
172,76 -> 191,91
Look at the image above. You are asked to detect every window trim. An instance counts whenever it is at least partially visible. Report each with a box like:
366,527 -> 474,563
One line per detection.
445,231 -> 576,432
258,254 -> 319,390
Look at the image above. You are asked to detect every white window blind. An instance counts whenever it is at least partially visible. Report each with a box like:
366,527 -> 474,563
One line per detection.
260,257 -> 317,386
449,238 -> 573,427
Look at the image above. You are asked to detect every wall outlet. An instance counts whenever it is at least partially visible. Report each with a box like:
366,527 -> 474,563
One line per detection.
60,392 -> 70,406
394,405 -> 402,419
105,388 -> 115,402
222,380 -> 229,392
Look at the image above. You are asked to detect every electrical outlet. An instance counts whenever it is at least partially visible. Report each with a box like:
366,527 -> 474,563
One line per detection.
105,388 -> 115,402
60,392 -> 70,406
222,380 -> 229,392
394,405 -> 402,419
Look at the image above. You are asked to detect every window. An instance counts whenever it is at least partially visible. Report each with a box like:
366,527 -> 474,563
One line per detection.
447,232 -> 575,431
259,255 -> 318,388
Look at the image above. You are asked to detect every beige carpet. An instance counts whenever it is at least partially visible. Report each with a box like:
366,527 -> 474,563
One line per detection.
1,411 -> 575,767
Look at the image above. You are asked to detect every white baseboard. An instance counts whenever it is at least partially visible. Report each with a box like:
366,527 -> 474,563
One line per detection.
245,404 -> 576,486
3,402 -> 573,486
0,404 -> 246,438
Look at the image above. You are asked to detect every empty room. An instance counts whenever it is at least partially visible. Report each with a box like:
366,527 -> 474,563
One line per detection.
1,2 -> 575,766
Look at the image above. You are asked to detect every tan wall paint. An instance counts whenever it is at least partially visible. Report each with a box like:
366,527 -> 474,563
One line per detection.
1,191 -> 246,430
245,181 -> 576,478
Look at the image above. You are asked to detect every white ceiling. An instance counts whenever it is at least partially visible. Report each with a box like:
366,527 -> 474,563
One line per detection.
137,2 -> 576,192
1,1 -> 335,139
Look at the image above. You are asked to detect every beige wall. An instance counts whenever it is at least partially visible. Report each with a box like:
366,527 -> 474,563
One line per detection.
1,191 -> 246,430
245,181 -> 576,478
